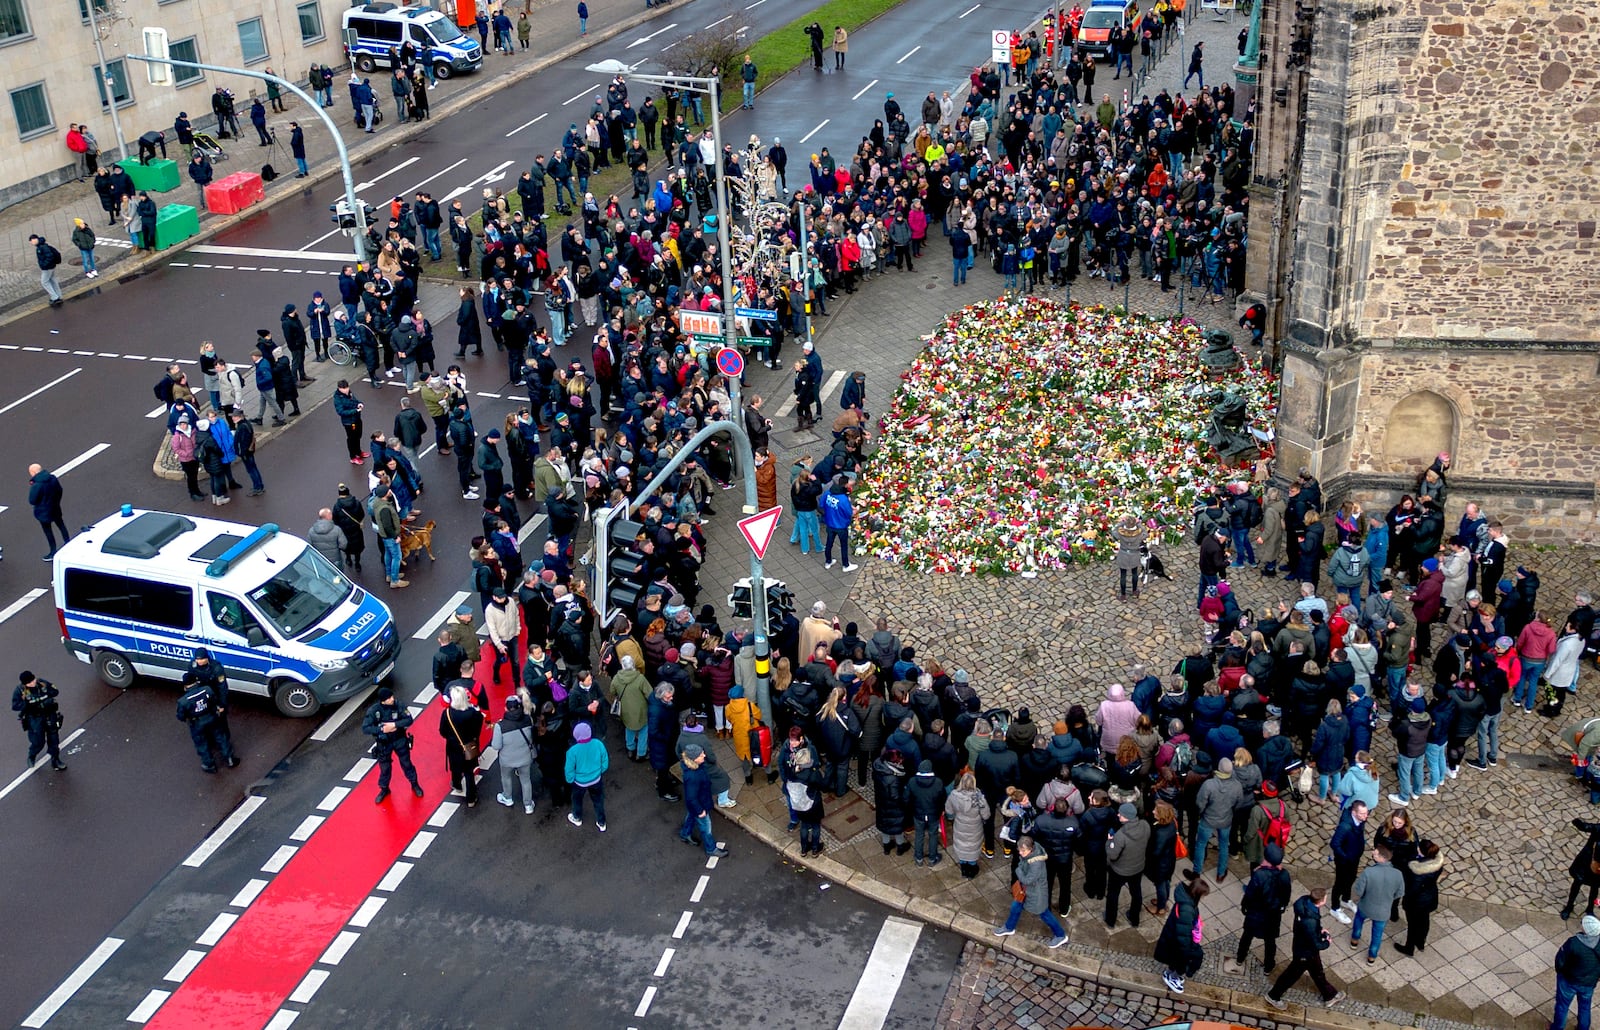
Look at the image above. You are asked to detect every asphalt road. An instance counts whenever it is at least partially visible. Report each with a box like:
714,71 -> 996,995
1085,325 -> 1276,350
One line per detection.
3,0 -> 1050,1023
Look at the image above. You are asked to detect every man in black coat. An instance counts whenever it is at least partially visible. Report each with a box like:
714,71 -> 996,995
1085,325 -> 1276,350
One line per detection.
27,464 -> 68,559
281,304 -> 312,384
1265,888 -> 1343,1008
1228,842 -> 1293,974
973,732 -> 1021,856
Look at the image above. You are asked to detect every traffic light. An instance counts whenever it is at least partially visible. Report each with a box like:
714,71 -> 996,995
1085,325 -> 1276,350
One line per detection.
728,578 -> 794,635
604,516 -> 646,625
329,198 -> 374,234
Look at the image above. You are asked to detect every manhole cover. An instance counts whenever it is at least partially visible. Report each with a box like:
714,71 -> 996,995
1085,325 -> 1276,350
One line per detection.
821,791 -> 872,841
922,281 -> 939,290
1505,752 -> 1563,772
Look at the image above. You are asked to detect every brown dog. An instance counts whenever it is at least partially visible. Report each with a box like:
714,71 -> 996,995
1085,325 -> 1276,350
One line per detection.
399,520 -> 436,565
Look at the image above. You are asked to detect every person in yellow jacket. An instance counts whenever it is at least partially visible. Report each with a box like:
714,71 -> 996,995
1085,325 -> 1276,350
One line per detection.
727,685 -> 765,784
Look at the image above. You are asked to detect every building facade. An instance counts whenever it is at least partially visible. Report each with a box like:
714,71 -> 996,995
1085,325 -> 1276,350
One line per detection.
1247,0 -> 1600,544
0,0 -> 352,210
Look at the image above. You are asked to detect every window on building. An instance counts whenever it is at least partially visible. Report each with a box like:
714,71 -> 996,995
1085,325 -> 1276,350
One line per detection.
296,2 -> 324,44
237,17 -> 268,64
170,36 -> 203,86
9,82 -> 52,139
77,0 -> 110,22
0,0 -> 32,43
93,59 -> 134,110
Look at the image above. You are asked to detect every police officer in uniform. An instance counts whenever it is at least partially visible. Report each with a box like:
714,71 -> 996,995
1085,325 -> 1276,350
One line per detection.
188,648 -> 232,738
362,685 -> 424,803
13,671 -> 66,770
176,670 -> 237,773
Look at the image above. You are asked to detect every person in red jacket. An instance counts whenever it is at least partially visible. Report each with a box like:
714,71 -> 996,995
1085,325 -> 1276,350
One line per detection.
1409,558 -> 1446,660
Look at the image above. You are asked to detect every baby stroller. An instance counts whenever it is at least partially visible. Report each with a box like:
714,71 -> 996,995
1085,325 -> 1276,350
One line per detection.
191,130 -> 228,163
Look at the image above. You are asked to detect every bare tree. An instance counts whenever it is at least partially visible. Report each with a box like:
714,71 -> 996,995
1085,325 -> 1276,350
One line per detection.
662,8 -> 748,84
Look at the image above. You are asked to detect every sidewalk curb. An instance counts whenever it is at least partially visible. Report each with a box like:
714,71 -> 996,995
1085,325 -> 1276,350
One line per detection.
722,798 -> 1418,1030
0,7 -> 667,332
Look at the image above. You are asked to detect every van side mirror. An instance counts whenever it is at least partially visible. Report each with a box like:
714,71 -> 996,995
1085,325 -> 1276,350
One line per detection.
247,626 -> 268,648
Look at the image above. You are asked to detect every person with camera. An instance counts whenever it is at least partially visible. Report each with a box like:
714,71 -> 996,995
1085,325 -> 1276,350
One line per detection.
13,671 -> 66,771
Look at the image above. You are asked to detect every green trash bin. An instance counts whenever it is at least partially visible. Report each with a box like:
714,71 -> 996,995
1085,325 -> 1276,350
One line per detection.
116,158 -> 181,193
154,204 -> 200,251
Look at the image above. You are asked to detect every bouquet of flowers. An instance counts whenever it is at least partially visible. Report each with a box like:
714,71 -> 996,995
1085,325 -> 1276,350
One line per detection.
856,297 -> 1277,576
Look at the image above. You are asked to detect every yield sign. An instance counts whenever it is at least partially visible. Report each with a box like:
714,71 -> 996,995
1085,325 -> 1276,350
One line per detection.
737,505 -> 784,560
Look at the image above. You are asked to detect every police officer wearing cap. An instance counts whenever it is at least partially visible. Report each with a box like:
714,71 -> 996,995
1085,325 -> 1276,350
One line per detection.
176,669 -> 237,773
362,685 -> 423,803
13,670 -> 66,770
188,647 -> 232,735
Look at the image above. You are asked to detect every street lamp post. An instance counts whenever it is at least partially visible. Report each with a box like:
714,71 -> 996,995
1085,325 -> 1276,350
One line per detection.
126,52 -> 369,269
85,0 -> 128,160
587,59 -> 774,701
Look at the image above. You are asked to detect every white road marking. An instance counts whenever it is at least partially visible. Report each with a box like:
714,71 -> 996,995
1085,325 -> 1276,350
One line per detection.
0,588 -> 47,627
896,45 -> 921,64
182,795 -> 268,867
634,986 -> 656,1017
562,82 -> 602,106
398,157 -> 471,196
0,727 -> 83,802
653,948 -> 675,977
427,801 -> 461,827
418,443 -> 437,458
195,913 -> 237,947
506,113 -> 548,138
835,916 -> 923,1030
799,119 -> 830,144
476,391 -> 503,399
48,348 -> 67,354
349,896 -> 387,928
745,0 -> 767,7
73,350 -> 94,355
414,590 -> 472,639
145,404 -> 168,418
319,930 -> 361,966
0,367 -> 83,418
23,346 -> 42,352
264,1011 -> 299,1030
690,874 -> 710,903
776,368 -> 845,417
237,266 -> 258,272
377,860 -> 414,893
288,969 -> 328,1004
261,845 -> 298,874
705,855 -> 719,870
959,3 -> 982,16
851,79 -> 879,102
704,14 -> 731,27
162,950 -> 206,983
191,245 -> 351,262
308,685 -> 377,742
414,686 -> 440,706
344,757 -> 377,782
299,228 -> 343,251
660,40 -> 678,51
352,156 -> 421,192
627,23 -> 679,48
126,989 -> 170,1023
671,910 -> 693,939
229,878 -> 270,908
289,814 -> 324,840
20,937 -> 124,1028
55,442 -> 110,477
317,785 -> 351,810
517,513 -> 547,547
403,831 -> 437,859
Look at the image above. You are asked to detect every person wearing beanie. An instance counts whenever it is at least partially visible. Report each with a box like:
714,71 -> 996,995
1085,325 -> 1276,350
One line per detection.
679,743 -> 729,858
491,695 -> 537,813
13,670 -> 66,771
362,684 -> 423,803
1194,756 -> 1243,884
1552,913 -> 1600,1030
1226,840 -> 1292,974
1096,683 -> 1139,757
909,759 -> 945,866
564,720 -> 610,830
1105,802 -> 1151,928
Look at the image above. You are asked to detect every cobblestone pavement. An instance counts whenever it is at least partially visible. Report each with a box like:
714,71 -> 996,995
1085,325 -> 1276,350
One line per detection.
936,942 -> 1310,1030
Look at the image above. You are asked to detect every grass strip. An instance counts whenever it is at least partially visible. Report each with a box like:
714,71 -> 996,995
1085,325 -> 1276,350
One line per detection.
731,0 -> 905,111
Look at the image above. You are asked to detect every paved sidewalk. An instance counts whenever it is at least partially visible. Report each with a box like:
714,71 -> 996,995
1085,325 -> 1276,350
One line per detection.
0,0 -> 666,320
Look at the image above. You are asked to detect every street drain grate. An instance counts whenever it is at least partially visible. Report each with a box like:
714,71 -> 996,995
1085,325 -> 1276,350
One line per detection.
1505,752 -> 1564,772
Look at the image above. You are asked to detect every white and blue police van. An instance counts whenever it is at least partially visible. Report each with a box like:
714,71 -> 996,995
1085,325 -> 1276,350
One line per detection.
52,508 -> 400,717
342,3 -> 483,78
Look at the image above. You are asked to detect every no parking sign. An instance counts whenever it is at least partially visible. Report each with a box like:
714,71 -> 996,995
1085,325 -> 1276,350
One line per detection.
716,347 -> 745,379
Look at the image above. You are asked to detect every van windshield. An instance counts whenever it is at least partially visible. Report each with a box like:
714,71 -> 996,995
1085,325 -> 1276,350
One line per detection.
247,547 -> 351,638
418,13 -> 466,45
1081,9 -> 1122,28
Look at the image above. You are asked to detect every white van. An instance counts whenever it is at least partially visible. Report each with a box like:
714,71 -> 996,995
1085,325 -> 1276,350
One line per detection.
343,2 -> 484,79
53,509 -> 401,717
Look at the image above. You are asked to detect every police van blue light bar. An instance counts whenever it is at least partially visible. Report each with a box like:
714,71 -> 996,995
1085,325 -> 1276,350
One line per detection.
206,524 -> 280,578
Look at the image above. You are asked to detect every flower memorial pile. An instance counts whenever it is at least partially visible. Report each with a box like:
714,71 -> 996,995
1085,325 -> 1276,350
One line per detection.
856,297 -> 1278,576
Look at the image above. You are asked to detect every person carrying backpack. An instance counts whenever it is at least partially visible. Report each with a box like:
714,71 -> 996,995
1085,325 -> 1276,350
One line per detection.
1226,841 -> 1293,975
1244,780 -> 1292,870
29,234 -> 64,307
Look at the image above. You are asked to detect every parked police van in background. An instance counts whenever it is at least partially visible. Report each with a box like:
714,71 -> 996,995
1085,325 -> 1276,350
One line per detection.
52,509 -> 401,717
342,2 -> 483,78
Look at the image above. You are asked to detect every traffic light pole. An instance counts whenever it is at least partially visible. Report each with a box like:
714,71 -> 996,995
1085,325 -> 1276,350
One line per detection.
127,54 -> 367,269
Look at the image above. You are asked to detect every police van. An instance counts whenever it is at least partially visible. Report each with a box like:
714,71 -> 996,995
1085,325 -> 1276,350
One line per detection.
52,509 -> 401,717
342,2 -> 483,79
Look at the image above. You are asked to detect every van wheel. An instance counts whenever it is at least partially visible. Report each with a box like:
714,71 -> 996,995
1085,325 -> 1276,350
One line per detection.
94,649 -> 136,690
355,55 -> 376,74
273,679 -> 322,719
433,63 -> 453,80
